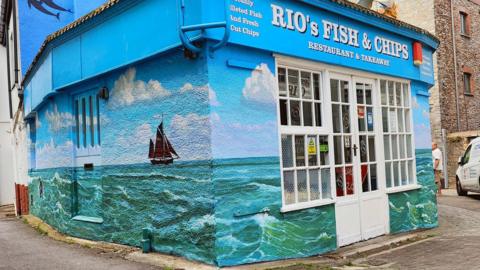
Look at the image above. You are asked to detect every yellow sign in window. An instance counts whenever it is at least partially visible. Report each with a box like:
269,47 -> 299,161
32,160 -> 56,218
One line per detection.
308,137 -> 317,155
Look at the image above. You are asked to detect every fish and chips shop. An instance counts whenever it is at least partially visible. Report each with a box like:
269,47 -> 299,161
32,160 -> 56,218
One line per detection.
23,0 -> 438,267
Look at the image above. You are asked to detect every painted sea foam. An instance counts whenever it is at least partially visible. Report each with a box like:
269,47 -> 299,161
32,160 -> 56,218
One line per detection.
29,150 -> 436,266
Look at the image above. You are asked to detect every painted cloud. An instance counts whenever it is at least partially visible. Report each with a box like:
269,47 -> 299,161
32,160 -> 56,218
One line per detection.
109,68 -> 171,108
169,113 -> 211,161
242,64 -> 277,106
45,104 -> 74,133
36,139 -> 74,169
180,83 -> 220,106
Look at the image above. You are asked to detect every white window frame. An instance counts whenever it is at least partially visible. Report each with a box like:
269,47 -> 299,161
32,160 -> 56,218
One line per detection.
275,55 -> 420,212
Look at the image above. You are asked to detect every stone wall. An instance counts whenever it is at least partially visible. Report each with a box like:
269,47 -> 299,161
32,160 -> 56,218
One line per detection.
397,0 -> 443,144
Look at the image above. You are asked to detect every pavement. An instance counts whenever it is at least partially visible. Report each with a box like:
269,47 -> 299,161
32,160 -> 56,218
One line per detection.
1,189 -> 480,270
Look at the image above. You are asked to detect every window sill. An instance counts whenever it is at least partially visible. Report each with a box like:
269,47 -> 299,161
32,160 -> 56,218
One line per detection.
386,184 -> 422,194
281,199 -> 335,213
72,215 -> 104,224
460,33 -> 471,39
464,93 -> 474,97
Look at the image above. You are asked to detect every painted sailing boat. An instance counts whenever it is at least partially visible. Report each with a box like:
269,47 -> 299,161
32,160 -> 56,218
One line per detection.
148,122 -> 179,165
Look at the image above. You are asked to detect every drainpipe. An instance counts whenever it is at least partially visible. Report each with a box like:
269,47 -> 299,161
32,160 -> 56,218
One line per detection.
450,0 -> 460,131
6,24 -> 13,119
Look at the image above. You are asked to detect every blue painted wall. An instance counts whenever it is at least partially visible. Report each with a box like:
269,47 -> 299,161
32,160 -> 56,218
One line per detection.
25,0 -> 438,267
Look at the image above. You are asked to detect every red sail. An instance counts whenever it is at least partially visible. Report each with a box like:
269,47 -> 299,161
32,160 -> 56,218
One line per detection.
148,139 -> 155,159
165,137 -> 179,158
154,129 -> 165,158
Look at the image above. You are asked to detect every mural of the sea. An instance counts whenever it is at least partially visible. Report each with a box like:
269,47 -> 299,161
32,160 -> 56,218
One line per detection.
29,150 -> 436,266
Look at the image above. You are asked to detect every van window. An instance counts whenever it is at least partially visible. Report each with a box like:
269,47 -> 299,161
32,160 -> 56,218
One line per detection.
464,145 -> 472,164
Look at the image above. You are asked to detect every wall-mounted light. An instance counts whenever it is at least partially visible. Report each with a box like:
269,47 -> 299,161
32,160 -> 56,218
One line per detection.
413,42 -> 423,66
98,86 -> 109,100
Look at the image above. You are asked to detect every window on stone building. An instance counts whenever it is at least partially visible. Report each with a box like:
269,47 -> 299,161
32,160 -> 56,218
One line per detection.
464,72 -> 472,95
460,12 -> 469,35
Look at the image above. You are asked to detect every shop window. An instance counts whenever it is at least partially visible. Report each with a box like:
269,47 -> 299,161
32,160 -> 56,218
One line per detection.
464,72 -> 472,95
278,68 -> 323,127
278,66 -> 331,211
460,12 -> 470,36
380,80 -> 416,189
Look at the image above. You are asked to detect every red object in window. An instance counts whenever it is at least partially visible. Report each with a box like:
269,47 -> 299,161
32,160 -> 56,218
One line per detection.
413,42 -> 423,66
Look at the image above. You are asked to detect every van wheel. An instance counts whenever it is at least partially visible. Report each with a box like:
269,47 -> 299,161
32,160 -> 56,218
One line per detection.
457,178 -> 467,196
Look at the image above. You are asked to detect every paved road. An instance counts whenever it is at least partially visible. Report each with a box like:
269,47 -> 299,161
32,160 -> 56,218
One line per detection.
361,190 -> 480,270
0,216 -> 161,270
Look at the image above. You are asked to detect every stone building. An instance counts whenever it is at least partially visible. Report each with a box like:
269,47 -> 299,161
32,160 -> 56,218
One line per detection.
398,0 -> 480,187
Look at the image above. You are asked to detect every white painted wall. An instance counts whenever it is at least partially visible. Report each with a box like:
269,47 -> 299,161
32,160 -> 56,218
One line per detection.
0,44 -> 15,206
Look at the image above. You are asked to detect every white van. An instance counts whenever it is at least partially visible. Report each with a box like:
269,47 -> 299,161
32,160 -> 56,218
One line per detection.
456,137 -> 480,196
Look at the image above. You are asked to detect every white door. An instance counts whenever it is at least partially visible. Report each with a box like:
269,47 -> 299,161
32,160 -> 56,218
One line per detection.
333,74 -> 387,247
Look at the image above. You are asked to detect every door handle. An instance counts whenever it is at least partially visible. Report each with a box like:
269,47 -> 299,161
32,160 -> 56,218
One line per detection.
353,144 -> 358,157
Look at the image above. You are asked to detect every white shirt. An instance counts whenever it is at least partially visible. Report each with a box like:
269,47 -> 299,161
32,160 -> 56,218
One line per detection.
432,148 -> 443,172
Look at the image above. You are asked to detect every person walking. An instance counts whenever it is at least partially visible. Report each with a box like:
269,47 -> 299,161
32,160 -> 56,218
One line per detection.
432,142 -> 443,195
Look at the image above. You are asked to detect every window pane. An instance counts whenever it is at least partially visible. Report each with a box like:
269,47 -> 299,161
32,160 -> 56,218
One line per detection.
284,171 -> 295,205
365,85 -> 372,105
395,82 -> 402,106
362,164 -> 369,192
393,161 -> 400,187
399,135 -> 406,159
389,109 -> 397,132
297,170 -> 308,203
331,79 -> 339,102
346,166 -> 354,195
405,109 -> 411,132
356,83 -> 364,104
308,136 -> 318,166
282,135 -> 294,168
321,168 -> 332,199
334,136 -> 343,165
303,102 -> 313,126
360,135 -> 367,163
382,108 -> 388,133
295,136 -> 305,167
315,103 -> 322,127
397,109 -> 404,132
309,169 -> 320,201
344,136 -> 352,164
280,99 -> 288,125
408,160 -> 414,184
342,105 -> 350,133
380,80 -> 387,105
96,95 -> 101,146
358,106 -> 366,132
82,98 -> 87,148
406,135 -> 413,158
301,71 -> 312,99
288,69 -> 300,98
290,101 -> 301,126
384,135 -> 391,160
401,161 -> 407,186
313,73 -> 321,100
386,162 -> 392,188
368,136 -> 376,162
367,107 -> 374,131
278,68 -> 287,97
370,164 -> 378,191
388,81 -> 395,106
75,100 -> 80,148
403,83 -> 409,107
332,104 -> 341,133
319,136 -> 330,165
89,96 -> 94,147
341,81 -> 349,103
392,135 -> 398,159
336,167 -> 345,197
464,73 -> 471,94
